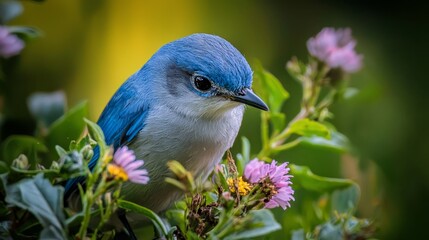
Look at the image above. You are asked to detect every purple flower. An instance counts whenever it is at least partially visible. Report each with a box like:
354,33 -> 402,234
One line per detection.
0,26 -> 24,58
108,146 -> 149,184
307,27 -> 362,73
244,159 -> 294,210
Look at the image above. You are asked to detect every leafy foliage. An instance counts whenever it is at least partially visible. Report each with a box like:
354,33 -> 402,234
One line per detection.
0,11 -> 376,239
4,174 -> 67,239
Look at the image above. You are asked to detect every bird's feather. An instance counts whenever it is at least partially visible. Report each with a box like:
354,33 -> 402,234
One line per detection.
64,34 -> 258,217
64,74 -> 150,194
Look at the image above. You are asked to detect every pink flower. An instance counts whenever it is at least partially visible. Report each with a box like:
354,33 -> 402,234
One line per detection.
244,159 -> 294,210
108,146 -> 149,184
0,26 -> 24,58
307,27 -> 362,73
243,159 -> 265,183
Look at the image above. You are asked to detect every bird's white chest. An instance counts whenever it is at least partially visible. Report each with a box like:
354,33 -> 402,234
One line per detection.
131,105 -> 243,178
123,105 -> 243,214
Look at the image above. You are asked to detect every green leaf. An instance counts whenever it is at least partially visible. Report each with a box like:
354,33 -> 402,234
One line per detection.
331,184 -> 360,214
55,145 -> 67,157
299,131 -> 349,152
118,199 -> 169,237
1,135 -> 48,164
165,208 -> 186,234
291,164 -> 354,193
8,26 -> 41,39
4,173 -> 67,239
289,119 -> 330,138
222,209 -> 281,240
0,161 -> 8,174
253,60 -> 289,113
236,137 -> 251,174
84,118 -> 105,145
270,112 -> 287,133
241,136 -> 250,163
45,101 -> 88,160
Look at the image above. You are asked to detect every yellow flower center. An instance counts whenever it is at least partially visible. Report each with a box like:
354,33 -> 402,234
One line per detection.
107,164 -> 128,181
227,176 -> 252,196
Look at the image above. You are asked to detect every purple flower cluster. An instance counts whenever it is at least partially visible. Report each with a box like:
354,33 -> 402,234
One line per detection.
244,159 -> 294,210
112,146 -> 149,184
0,26 -> 24,58
307,27 -> 362,73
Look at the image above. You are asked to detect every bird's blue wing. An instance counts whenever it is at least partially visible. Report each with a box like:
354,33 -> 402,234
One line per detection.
87,107 -> 149,170
64,79 -> 150,195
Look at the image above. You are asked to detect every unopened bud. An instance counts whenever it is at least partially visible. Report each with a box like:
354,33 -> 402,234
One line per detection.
12,154 -> 29,169
50,161 -> 60,170
80,145 -> 94,161
286,57 -> 302,77
59,150 -> 84,174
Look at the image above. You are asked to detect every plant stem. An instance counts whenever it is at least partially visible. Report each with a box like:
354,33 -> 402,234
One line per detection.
272,139 -> 302,153
77,191 -> 93,238
258,62 -> 329,158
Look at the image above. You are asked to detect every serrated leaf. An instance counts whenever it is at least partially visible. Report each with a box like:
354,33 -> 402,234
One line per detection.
45,101 -> 88,160
223,209 -> 281,240
289,119 -> 330,138
300,131 -> 349,152
290,164 -> 354,193
1,135 -> 48,165
253,60 -> 289,113
4,173 -> 66,239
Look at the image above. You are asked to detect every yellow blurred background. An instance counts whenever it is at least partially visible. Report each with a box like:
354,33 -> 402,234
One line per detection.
14,0 -> 281,119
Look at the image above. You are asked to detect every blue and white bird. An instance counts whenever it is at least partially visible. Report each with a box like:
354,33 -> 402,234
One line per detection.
66,33 -> 268,229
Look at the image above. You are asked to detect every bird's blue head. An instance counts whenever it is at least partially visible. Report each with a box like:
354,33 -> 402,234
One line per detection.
140,34 -> 268,118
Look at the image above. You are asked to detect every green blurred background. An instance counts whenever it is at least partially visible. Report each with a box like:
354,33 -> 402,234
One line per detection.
2,0 -> 428,239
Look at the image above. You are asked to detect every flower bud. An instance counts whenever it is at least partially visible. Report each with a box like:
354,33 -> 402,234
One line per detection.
50,161 -> 60,170
80,145 -> 94,161
59,150 -> 84,174
12,154 -> 29,169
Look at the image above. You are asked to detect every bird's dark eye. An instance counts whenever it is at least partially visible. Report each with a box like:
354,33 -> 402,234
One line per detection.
193,76 -> 212,92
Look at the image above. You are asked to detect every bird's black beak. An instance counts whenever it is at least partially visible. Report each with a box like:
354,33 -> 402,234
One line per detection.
231,88 -> 269,111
